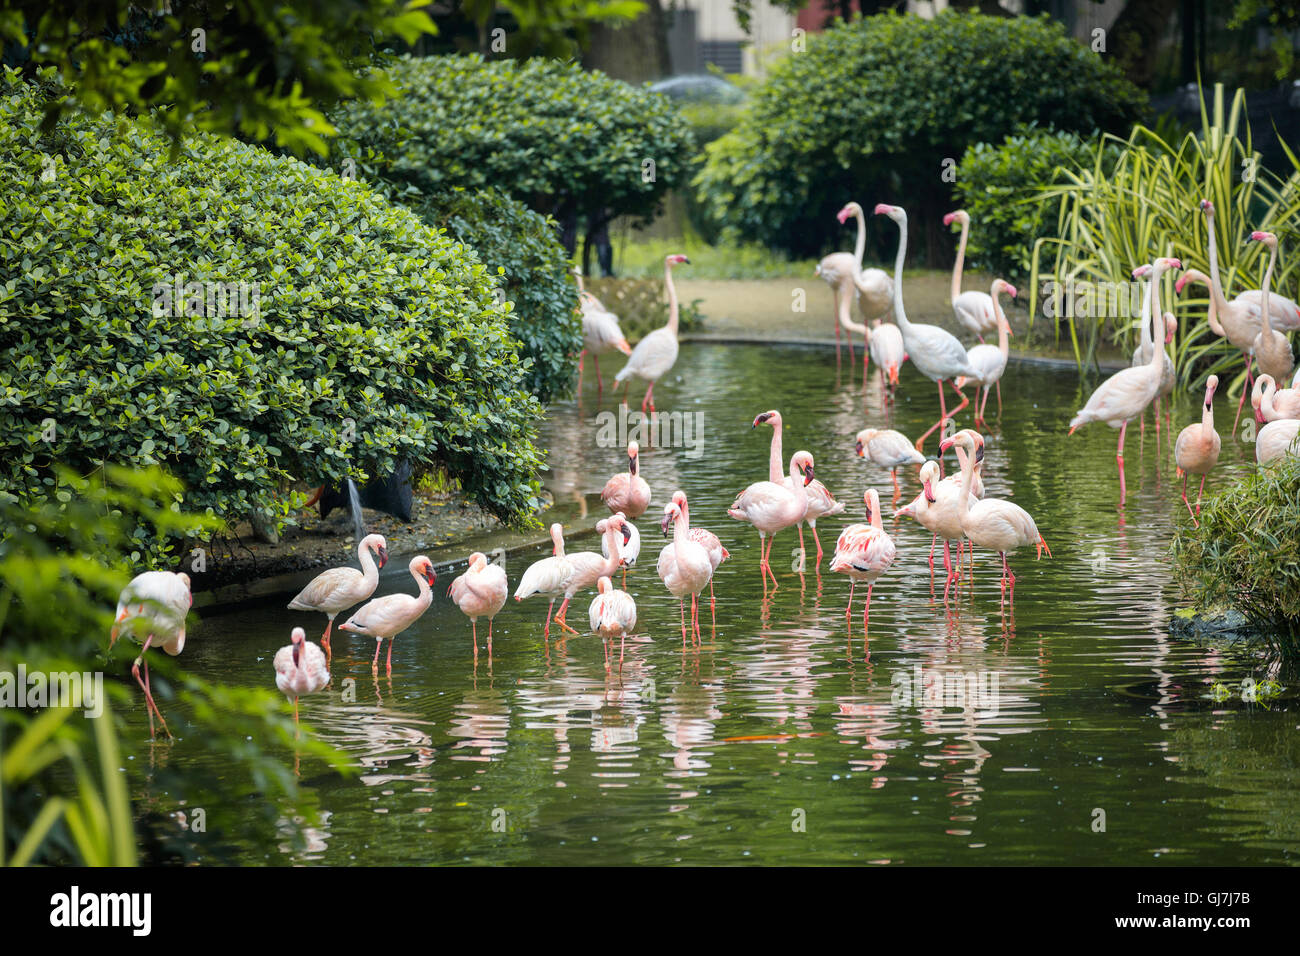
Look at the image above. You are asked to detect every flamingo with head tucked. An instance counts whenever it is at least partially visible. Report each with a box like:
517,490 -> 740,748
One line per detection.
600,440 -> 651,519
287,533 -> 388,661
658,497 -> 714,645
830,488 -> 896,638
877,204 -> 981,450
897,458 -> 978,601
614,254 -> 689,413
1254,408 -> 1300,466
855,427 -> 924,502
274,627 -> 330,723
575,266 -> 632,391
513,523 -> 573,638
589,576 -> 637,671
1173,375 -> 1221,525
110,570 -> 192,739
549,515 -> 630,634
338,555 -> 436,676
1253,372 -> 1300,421
449,551 -> 509,660
727,450 -> 815,590
943,210 -> 998,341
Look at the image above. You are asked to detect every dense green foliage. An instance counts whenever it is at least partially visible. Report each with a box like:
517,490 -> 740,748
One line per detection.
0,68 -> 546,544
1,467 -> 343,865
412,189 -> 581,403
955,128 -> 1123,283
427,0 -> 644,58
1172,453 -> 1300,658
693,11 -> 1146,263
1030,85 -> 1300,390
0,0 -> 435,155
331,54 -> 695,229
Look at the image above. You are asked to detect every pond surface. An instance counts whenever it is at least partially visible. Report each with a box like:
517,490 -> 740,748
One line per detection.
136,341 -> 1299,865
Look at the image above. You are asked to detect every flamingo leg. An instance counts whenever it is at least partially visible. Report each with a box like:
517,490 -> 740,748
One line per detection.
892,468 -> 900,503
915,380 -> 950,451
593,353 -> 602,392
386,638 -> 393,676
488,618 -> 494,659
577,350 -> 585,390
834,306 -> 842,365
471,619 -> 479,661
928,534 -> 937,579
372,638 -> 382,674
293,697 -> 300,724
543,598 -> 556,639
845,580 -> 855,619
642,382 -> 655,415
553,597 -> 580,635
709,579 -> 717,624
1116,419 -> 1128,506
321,618 -> 333,664
680,599 -> 688,646
862,582 -> 874,651
132,636 -> 171,739
811,524 -> 824,565
1196,474 -> 1207,515
996,379 -> 1002,416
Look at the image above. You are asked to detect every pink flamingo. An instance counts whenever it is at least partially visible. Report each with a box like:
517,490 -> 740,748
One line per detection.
896,459 -> 977,601
513,523 -> 573,638
817,201 -> 892,363
614,254 -> 689,413
575,267 -> 632,391
549,515 -> 630,634
600,440 -> 652,519
1253,372 -> 1300,421
286,533 -> 387,661
877,204 -> 980,450
865,316 -> 905,394
943,210 -> 998,341
1249,231 -> 1295,384
448,551 -> 509,660
601,517 -> 641,587
941,431 -> 1050,605
274,626 -> 330,723
589,575 -> 637,670
1173,375 -> 1221,525
1069,256 -> 1182,506
110,570 -> 192,739
657,498 -> 714,645
727,450 -> 815,590
1130,264 -> 1179,440
753,410 -> 844,564
829,488 -> 897,637
338,555 -> 436,676
1253,399 -> 1300,465
855,427 -> 924,503
669,489 -> 729,623
953,279 -> 1016,428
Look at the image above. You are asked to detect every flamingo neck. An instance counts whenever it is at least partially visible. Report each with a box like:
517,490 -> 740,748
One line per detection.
1260,242 -> 1278,333
993,289 -> 1010,360
837,278 -> 868,337
1204,218 -> 1234,317
767,420 -> 784,483
950,218 -> 969,303
787,461 -> 811,504
411,567 -> 432,605
1146,265 -> 1166,374
851,207 -> 866,270
358,541 -> 379,586
889,216 -> 911,332
1202,392 -> 1216,439
664,261 -> 680,337
602,526 -> 622,576
954,445 -> 974,518
868,496 -> 883,532
1136,278 -> 1152,352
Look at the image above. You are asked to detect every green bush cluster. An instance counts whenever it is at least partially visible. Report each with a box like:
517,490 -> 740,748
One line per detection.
955,128 -> 1123,282
692,10 -> 1146,262
0,67 -> 546,540
1172,454 -> 1300,658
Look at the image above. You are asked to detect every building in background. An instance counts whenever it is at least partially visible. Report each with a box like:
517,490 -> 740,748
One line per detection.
666,0 -> 796,76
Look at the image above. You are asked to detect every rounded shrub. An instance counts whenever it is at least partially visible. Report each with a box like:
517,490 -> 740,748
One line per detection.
0,67 -> 546,537
692,10 -> 1146,264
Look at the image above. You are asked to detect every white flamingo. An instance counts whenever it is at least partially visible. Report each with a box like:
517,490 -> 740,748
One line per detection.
953,279 -> 1016,428
286,533 -> 387,660
338,555 -> 436,675
854,426 -> 924,502
575,266 -> 632,391
548,515 -> 630,635
589,576 -> 637,670
668,489 -> 729,623
1249,231 -> 1295,384
448,551 -> 509,660
753,409 -> 844,564
829,488 -> 897,639
1128,264 -> 1177,439
601,517 -> 641,587
897,459 -> 978,601
110,570 -> 192,739
274,627 -> 330,723
1254,411 -> 1300,466
876,203 -> 981,450
817,201 -> 892,363
513,523 -> 574,638
1253,372 -> 1300,420
657,497 -> 714,645
727,450 -> 815,590
943,210 -> 998,340
615,254 -> 689,413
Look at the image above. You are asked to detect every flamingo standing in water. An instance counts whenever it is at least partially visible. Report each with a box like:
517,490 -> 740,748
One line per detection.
855,427 -> 924,502
549,515 -> 630,634
601,517 -> 641,587
667,489 -> 729,624
865,316 -> 905,396
600,440 -> 651,519
513,523 -> 573,638
448,551 -> 509,660
1069,256 -> 1182,505
614,254 -> 689,413
897,459 -> 977,601
575,267 -> 632,391
1249,231 -> 1295,385
1253,372 -> 1300,420
876,204 -> 980,450
273,627 -> 330,723
728,450 -> 815,590
817,201 -> 892,364
829,488 -> 897,638
1173,375 -> 1221,525
338,555 -> 436,675
110,570 -> 192,739
589,576 -> 637,671
943,210 -> 998,341
953,279 -> 1016,428
286,533 -> 387,661
753,410 -> 843,565
1128,264 -> 1177,440
657,497 -> 714,645
941,431 -> 1050,605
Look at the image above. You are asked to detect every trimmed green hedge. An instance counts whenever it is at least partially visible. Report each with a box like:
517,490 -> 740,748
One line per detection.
0,67 -> 546,538
693,11 -> 1146,262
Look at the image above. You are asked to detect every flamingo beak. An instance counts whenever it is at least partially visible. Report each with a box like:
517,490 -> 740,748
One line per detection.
378,545 -> 389,568
889,365 -> 899,385
855,441 -> 864,457
425,568 -> 437,587
924,480 -> 936,504
621,524 -> 632,545
628,454 -> 636,474
661,512 -> 672,536
976,444 -> 985,463
293,642 -> 301,668
803,464 -> 814,486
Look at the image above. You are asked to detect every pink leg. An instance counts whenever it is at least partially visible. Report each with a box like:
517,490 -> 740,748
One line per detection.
680,599 -> 688,645
709,579 -> 717,625
812,525 -> 824,564
642,382 -> 655,414
543,598 -> 555,639
1196,475 -> 1207,515
593,354 -> 602,392
372,639 -> 382,673
487,618 -> 494,659
915,380 -> 950,451
862,582 -> 874,651
132,636 -> 171,739
928,534 -> 937,579
471,619 -> 479,661
577,351 -> 585,390
386,639 -> 393,675
321,618 -> 333,664
845,580 -> 855,619
1116,419 -> 1128,506
996,380 -> 1002,416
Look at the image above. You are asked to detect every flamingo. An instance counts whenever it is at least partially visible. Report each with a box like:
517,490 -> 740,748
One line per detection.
448,551 -> 509,660
600,440 -> 651,519
589,576 -> 637,671
273,627 -> 330,723
513,523 -> 574,638
669,489 -> 729,623
865,316 -> 905,395
829,488 -> 897,637
876,204 -> 981,450
614,254 -> 689,413
549,514 -> 630,634
1128,264 -> 1177,439
816,201 -> 892,363
1069,256 -> 1182,506
286,533 -> 387,660
896,459 -> 977,601
657,497 -> 714,645
1254,408 -> 1300,466
753,409 -> 843,564
601,517 -> 641,587
940,430 -> 1050,605
1173,375 -> 1221,525
338,555 -> 436,676
943,210 -> 998,341
854,427 -> 924,502
575,266 -> 632,391
110,570 -> 192,739
1253,372 -> 1300,420
728,450 -> 815,590
953,279 -> 1016,428
1249,231 -> 1295,385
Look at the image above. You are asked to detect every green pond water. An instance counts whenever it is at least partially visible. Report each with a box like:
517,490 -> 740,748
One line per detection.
129,341 -> 1299,865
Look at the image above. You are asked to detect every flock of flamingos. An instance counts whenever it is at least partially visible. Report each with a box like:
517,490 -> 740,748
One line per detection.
107,201 -> 1300,740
